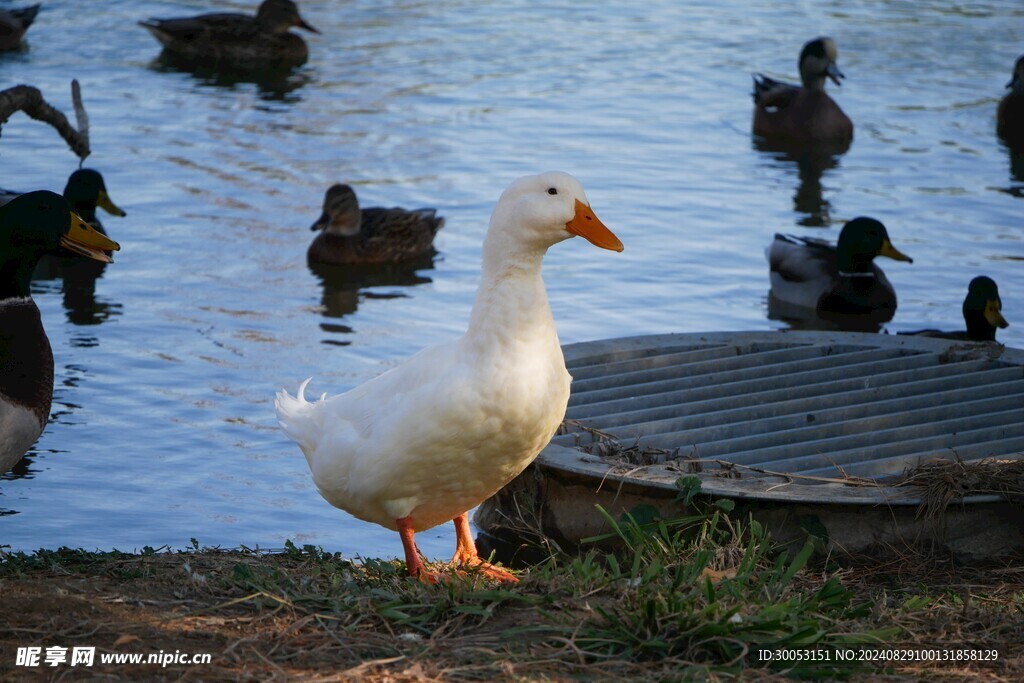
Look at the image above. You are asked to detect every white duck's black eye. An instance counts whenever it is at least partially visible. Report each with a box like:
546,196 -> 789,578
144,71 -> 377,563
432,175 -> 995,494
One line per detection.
547,188 -> 558,195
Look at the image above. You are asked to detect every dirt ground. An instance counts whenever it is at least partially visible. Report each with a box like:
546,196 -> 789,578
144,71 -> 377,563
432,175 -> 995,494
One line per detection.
1,548 -> 1022,682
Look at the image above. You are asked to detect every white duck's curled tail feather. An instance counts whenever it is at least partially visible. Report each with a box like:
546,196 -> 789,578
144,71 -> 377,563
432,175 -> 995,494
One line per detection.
275,378 -> 323,454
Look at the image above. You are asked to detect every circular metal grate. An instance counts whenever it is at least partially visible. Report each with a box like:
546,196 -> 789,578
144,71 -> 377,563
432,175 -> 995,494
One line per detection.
544,331 -> 1024,504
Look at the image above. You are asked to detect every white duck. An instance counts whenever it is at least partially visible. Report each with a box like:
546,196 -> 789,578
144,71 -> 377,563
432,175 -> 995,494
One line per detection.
276,172 -> 623,582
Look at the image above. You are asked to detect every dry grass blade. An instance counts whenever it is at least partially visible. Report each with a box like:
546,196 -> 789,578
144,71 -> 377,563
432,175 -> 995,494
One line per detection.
896,457 -> 1024,520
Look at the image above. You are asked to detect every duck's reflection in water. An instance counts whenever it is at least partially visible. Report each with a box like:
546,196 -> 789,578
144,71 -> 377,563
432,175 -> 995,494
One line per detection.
752,137 -> 849,228
308,253 -> 437,345
150,52 -> 310,103
1001,146 -> 1024,198
766,291 -> 886,333
32,258 -> 122,328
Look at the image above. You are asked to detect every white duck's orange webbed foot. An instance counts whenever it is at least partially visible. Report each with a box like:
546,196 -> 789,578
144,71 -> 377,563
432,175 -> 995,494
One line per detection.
449,512 -> 520,583
453,556 -> 519,583
413,570 -> 441,585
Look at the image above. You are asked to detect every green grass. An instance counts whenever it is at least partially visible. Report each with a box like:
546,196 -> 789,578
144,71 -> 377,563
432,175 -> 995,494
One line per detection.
1,477 -> 1020,681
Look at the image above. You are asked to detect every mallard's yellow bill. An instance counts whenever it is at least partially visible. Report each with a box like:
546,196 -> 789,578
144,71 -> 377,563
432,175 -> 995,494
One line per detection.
986,300 -> 1010,329
566,199 -> 623,252
59,212 -> 120,263
97,190 -> 126,217
879,239 -> 912,263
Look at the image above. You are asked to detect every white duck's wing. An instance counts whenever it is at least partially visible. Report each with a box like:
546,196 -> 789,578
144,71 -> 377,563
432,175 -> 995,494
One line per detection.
766,233 -> 836,309
276,341 -> 442,457
275,340 -> 477,526
277,331 -> 569,530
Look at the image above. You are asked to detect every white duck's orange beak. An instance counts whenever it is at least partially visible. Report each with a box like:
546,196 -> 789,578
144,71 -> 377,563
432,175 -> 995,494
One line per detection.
566,199 -> 623,252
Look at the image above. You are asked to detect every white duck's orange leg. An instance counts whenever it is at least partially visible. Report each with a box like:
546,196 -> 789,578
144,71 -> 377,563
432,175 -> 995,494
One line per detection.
397,516 -> 437,583
451,512 -> 519,583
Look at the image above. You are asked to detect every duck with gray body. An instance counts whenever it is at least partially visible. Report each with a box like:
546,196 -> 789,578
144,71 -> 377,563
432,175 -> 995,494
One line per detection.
753,37 -> 853,144
767,216 -> 913,325
307,184 -> 444,266
0,191 -> 119,474
139,0 -> 318,68
0,4 -> 40,51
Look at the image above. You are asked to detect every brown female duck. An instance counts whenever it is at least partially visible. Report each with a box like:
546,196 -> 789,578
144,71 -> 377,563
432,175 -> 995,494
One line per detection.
753,37 -> 853,144
0,4 -> 40,51
139,0 -> 318,68
307,184 -> 444,266
998,56 -> 1024,151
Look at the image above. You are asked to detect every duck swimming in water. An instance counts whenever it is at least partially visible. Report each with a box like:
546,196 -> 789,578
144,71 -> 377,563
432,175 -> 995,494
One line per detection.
307,184 -> 444,266
139,0 -> 319,68
902,276 -> 1009,342
767,216 -> 912,323
753,37 -> 853,144
0,191 -> 119,474
277,172 -> 623,582
61,169 -> 126,235
1,169 -> 125,234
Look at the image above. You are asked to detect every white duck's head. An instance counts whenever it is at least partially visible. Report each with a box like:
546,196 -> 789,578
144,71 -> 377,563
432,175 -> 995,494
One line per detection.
487,172 -> 623,255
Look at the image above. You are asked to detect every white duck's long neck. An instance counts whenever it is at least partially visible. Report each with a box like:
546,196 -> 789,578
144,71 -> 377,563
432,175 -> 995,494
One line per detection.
464,226 -> 557,349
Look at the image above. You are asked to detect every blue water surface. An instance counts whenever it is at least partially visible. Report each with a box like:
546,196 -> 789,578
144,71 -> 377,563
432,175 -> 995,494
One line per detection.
1,1 -> 1021,559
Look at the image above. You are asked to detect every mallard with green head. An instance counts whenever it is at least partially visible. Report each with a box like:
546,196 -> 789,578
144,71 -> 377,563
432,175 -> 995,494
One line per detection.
139,0 -> 319,69
753,37 -> 853,144
767,216 -> 913,322
307,184 -> 444,266
903,276 -> 1010,342
5,169 -> 126,282
1,191 -> 119,474
1,169 -> 126,234
62,169 -> 126,235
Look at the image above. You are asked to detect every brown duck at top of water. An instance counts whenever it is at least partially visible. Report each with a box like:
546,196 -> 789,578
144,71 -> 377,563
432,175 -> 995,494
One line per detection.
752,37 -> 853,145
0,4 -> 40,51
139,0 -> 319,68
307,184 -> 445,266
998,55 -> 1024,151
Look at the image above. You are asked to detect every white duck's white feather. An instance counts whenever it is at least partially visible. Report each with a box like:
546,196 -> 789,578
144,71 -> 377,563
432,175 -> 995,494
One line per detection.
276,172 -> 600,533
